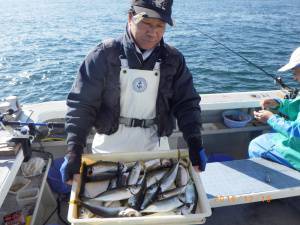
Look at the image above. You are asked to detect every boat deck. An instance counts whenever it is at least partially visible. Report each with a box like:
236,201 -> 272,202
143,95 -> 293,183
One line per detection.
205,196 -> 300,225
201,159 -> 300,225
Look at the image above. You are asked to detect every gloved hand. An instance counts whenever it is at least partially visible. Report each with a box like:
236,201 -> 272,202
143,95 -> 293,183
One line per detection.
197,148 -> 207,171
60,147 -> 82,183
187,136 -> 207,171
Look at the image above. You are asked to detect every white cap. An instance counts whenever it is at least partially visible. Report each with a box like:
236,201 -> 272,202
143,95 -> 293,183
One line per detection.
278,47 -> 300,72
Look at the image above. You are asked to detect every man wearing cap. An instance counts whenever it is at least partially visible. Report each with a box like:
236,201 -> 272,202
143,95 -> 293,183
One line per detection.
60,0 -> 207,184
248,47 -> 300,170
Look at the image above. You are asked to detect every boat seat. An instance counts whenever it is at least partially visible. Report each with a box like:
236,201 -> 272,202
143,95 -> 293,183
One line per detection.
200,158 -> 300,208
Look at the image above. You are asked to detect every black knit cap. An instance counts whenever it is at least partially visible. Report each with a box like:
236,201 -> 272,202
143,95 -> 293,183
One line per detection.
131,0 -> 174,26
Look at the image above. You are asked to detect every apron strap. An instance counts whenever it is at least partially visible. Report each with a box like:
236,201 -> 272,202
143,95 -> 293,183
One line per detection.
120,58 -> 129,68
120,58 -> 161,71
153,61 -> 160,71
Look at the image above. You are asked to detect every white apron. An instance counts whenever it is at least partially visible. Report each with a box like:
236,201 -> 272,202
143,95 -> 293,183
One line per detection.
92,59 -> 161,153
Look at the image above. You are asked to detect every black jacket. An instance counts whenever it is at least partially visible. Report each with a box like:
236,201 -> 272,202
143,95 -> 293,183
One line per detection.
65,29 -> 203,168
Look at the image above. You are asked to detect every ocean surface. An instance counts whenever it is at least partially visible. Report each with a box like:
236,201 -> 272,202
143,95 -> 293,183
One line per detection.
0,0 -> 300,103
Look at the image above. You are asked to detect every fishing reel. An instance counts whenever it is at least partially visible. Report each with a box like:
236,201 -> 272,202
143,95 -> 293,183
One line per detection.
274,76 -> 299,99
284,88 -> 299,99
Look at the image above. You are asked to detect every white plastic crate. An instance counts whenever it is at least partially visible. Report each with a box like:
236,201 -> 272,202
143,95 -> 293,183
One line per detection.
68,149 -> 211,225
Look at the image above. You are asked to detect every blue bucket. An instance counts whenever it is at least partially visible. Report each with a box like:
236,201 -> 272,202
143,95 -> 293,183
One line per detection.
222,110 -> 252,128
47,158 -> 71,194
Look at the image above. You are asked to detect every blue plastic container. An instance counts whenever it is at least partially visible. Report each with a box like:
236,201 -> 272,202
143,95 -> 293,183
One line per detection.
222,110 -> 252,128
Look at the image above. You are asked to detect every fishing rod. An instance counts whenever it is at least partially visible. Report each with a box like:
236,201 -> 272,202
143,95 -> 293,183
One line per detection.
192,28 -> 299,99
0,110 -> 65,161
0,111 -> 65,129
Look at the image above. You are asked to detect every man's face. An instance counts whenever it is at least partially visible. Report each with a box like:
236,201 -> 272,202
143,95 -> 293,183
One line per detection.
292,67 -> 300,82
128,14 -> 166,50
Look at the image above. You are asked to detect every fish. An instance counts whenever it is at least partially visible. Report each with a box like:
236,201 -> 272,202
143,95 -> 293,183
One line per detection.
141,195 -> 185,213
160,161 -> 179,192
175,164 -> 190,187
144,159 -> 161,171
87,161 -> 120,175
79,207 -> 95,219
107,177 -> 117,190
104,201 -> 121,208
85,172 -> 117,182
144,159 -> 173,172
146,168 -> 169,188
79,199 -> 125,217
128,172 -> 147,210
83,180 -> 110,198
127,161 -> 143,186
185,180 -> 197,205
157,186 -> 187,201
92,185 -> 142,202
79,199 -> 140,218
117,172 -> 129,187
140,183 -> 160,210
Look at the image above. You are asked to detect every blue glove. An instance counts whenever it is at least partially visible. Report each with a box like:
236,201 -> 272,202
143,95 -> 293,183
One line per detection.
198,148 -> 207,171
60,151 -> 81,183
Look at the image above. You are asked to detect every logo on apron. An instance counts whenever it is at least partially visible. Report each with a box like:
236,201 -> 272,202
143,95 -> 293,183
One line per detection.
132,77 -> 147,92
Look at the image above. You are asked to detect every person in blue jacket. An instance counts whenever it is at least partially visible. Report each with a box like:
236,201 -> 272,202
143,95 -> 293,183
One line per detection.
60,0 -> 207,184
249,47 -> 300,170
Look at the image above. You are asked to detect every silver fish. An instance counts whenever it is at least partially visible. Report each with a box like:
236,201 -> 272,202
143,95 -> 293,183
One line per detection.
175,164 -> 190,187
157,186 -> 187,201
128,172 -> 147,210
79,207 -> 94,219
127,161 -> 143,185
83,180 -> 110,198
144,159 -> 173,172
93,185 -> 142,202
140,183 -> 160,210
86,172 -> 117,182
108,178 -> 117,190
104,201 -> 121,208
118,172 -> 129,187
80,199 -> 140,218
144,159 -> 161,171
185,180 -> 197,205
80,199 -> 124,218
141,195 -> 185,213
160,161 -> 179,192
88,161 -> 119,175
146,168 -> 169,188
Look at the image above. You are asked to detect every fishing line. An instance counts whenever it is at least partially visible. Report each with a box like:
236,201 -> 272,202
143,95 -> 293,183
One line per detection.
184,24 -> 298,98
